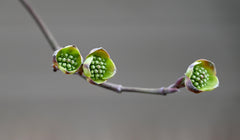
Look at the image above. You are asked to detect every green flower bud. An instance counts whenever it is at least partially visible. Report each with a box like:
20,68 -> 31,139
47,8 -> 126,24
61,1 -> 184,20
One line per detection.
53,45 -> 83,74
83,47 -> 116,84
185,59 -> 219,93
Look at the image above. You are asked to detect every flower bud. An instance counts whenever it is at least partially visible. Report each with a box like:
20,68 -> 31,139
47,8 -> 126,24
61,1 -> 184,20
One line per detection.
83,47 -> 116,84
53,45 -> 83,74
185,59 -> 219,93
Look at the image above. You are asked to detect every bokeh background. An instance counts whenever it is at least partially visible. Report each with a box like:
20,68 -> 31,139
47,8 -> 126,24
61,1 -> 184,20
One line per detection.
1,0 -> 240,140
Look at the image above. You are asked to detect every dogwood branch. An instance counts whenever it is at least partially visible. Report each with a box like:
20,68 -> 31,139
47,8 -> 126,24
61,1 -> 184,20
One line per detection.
19,0 -> 185,95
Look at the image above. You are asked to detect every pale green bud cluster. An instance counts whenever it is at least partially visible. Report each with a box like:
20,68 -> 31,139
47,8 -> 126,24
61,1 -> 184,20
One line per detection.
90,56 -> 107,80
57,53 -> 78,71
190,66 -> 210,89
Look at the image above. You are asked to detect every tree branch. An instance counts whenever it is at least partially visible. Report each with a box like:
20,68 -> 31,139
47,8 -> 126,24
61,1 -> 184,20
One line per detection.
19,0 -> 185,95
19,0 -> 60,51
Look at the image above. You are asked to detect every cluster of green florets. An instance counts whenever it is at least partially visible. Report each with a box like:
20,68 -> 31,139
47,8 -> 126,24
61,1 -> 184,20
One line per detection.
90,56 -> 107,80
57,53 -> 78,71
190,65 -> 210,89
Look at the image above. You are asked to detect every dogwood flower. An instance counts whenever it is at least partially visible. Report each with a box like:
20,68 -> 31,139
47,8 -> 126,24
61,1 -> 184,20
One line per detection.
83,47 -> 116,84
53,45 -> 83,74
185,59 -> 219,93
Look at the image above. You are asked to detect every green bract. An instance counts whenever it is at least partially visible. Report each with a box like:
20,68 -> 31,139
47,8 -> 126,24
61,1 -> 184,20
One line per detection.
185,59 -> 219,93
83,47 -> 116,84
53,45 -> 83,74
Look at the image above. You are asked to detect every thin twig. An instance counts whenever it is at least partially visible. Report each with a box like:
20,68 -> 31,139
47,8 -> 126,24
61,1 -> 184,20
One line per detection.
19,0 -> 185,95
19,0 -> 60,50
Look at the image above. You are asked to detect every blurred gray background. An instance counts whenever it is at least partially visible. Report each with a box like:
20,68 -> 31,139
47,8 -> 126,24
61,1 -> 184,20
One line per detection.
1,0 -> 240,140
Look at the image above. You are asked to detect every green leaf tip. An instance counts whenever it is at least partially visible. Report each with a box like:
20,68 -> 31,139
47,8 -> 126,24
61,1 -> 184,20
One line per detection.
53,45 -> 83,74
185,59 -> 219,93
83,47 -> 116,84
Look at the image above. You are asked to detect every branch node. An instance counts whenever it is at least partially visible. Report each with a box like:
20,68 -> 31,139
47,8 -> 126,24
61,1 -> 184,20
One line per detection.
116,85 -> 122,93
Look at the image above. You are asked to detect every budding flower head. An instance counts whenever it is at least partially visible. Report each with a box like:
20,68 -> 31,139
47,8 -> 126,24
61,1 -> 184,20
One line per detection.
53,45 -> 83,74
83,47 -> 116,84
185,59 -> 219,93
